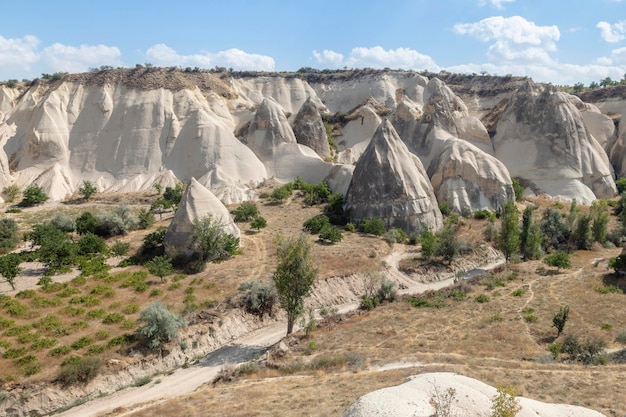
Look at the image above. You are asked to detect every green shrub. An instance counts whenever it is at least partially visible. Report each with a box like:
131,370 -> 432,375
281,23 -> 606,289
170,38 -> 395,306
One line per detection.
50,213 -> 75,233
474,294 -> 490,303
61,306 -> 85,316
49,346 -> 72,357
75,212 -> 98,235
345,223 -> 356,232
0,219 -> 19,254
95,330 -> 109,340
359,218 -> 386,236
86,309 -> 107,319
524,314 -> 539,323
122,303 -> 140,314
110,240 -> 131,257
31,337 -> 57,350
474,209 -> 496,221
57,356 -> 103,385
438,202 -> 451,216
69,295 -> 101,307
231,201 -> 259,222
103,313 -> 124,324
512,178 -> 524,201
18,185 -> 48,207
58,287 -> 80,298
107,334 -> 132,348
77,233 -> 108,255
303,215 -> 330,234
70,321 -> 88,330
33,315 -> 63,334
318,225 -> 343,244
149,289 -> 163,297
238,280 -> 277,319
86,344 -> 106,355
511,288 -> 525,297
2,347 -> 26,359
383,228 -> 407,244
90,285 -> 115,298
70,336 -> 93,350
136,301 -> 186,350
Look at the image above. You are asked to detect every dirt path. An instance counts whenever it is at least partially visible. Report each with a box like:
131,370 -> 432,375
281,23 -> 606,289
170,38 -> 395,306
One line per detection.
54,247 -> 505,417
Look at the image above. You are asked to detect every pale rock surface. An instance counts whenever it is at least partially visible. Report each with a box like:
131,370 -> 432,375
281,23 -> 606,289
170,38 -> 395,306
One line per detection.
164,178 -> 239,257
567,95 -> 616,151
336,102 -> 382,164
345,120 -> 442,233
309,71 -> 428,114
428,140 -> 514,213
0,85 -> 18,122
342,372 -> 606,417
244,98 -> 332,183
292,97 -> 331,158
492,81 -> 616,204
324,164 -> 354,197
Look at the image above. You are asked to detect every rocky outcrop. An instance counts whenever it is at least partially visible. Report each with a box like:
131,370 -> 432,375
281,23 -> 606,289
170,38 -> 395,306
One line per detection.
335,102 -> 382,164
428,140 -> 513,213
492,82 -> 616,204
345,120 -> 442,233
164,178 -> 239,257
292,97 -> 331,158
244,98 -> 332,183
342,373 -> 606,417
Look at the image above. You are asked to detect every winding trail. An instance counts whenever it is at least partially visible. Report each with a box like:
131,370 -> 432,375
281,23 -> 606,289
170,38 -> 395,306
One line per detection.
55,247 -> 505,417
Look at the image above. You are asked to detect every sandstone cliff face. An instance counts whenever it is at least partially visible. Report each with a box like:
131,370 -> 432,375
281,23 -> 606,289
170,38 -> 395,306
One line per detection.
292,97 -> 331,158
492,81 -> 616,204
164,178 -> 239,257
428,140 -> 514,213
345,120 -> 442,233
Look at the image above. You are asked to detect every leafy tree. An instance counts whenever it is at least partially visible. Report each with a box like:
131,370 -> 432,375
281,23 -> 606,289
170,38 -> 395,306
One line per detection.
78,180 -> 98,200
271,185 -> 291,203
18,184 -> 48,207
615,177 -> 626,194
145,256 -> 173,282
0,218 -> 19,254
77,233 -> 108,256
540,208 -> 570,252
303,215 -> 330,234
231,201 -> 259,222
136,301 -> 185,350
590,200 -> 609,244
162,183 -> 184,209
2,184 -> 20,203
0,253 -> 22,290
272,235 -> 318,335
519,206 -> 541,261
51,213 -> 75,233
419,229 -> 437,260
544,251 -> 571,271
552,305 -> 570,338
325,193 -> 348,225
142,227 -> 167,256
75,212 -> 98,235
32,226 -> 76,274
150,198 -> 172,220
572,213 -> 592,250
318,224 -> 343,244
498,201 -> 519,262
110,240 -> 130,257
359,218 -> 386,236
436,224 -> 459,265
190,215 -> 239,262
609,254 -> 626,273
511,178 -> 524,202
153,183 -> 163,195
250,215 -> 267,232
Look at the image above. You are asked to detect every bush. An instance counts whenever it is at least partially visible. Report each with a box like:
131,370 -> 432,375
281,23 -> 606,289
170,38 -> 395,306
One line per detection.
50,213 -> 75,233
359,218 -> 386,236
318,225 -> 343,244
145,256 -> 173,282
110,240 -> 130,257
271,185 -> 292,203
2,184 -> 20,203
0,219 -> 19,254
137,209 -> 155,229
75,212 -> 98,235
544,252 -> 571,271
77,233 -> 108,255
136,301 -> 185,350
56,356 -> 103,385
615,329 -> 626,346
438,202 -> 451,216
18,185 -> 48,207
616,177 -> 626,194
231,202 -> 259,222
250,215 -> 267,232
474,209 -> 496,221
512,178 -> 524,201
383,228 -> 407,244
190,216 -> 240,263
238,280 -> 277,319
78,180 -> 98,200
475,294 -> 490,303
303,215 -> 330,234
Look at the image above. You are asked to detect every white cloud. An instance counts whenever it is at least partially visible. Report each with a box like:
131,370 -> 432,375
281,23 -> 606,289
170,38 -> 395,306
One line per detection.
0,35 -> 40,74
145,44 -> 275,71
311,46 -> 440,71
477,0 -> 515,9
313,50 -> 344,67
41,43 -> 122,73
597,20 -> 626,42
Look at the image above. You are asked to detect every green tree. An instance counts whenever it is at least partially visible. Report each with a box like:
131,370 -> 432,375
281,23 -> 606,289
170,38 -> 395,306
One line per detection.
359,218 -> 386,236
190,215 -> 239,262
519,206 -> 541,261
18,184 -> 48,207
145,256 -> 173,282
609,254 -> 626,273
572,213 -> 592,250
0,218 -> 19,254
436,224 -> 459,265
544,251 -> 571,271
590,200 -> 609,244
136,301 -> 185,350
75,212 -> 98,235
419,229 -> 437,260
498,201 -> 519,262
78,180 -> 98,200
77,233 -> 108,255
511,178 -> 524,202
0,253 -> 22,290
540,208 -> 570,252
250,215 -> 267,232
271,186 -> 291,203
137,209 -> 155,229
615,178 -> 626,194
272,235 -> 318,335
162,183 -> 184,209
552,305 -> 570,338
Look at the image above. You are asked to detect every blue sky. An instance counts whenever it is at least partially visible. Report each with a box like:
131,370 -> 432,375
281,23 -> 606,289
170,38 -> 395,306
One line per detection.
0,0 -> 625,85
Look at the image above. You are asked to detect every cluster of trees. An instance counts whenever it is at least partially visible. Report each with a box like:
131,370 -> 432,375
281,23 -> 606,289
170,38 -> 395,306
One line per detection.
570,73 -> 626,93
231,201 -> 267,232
